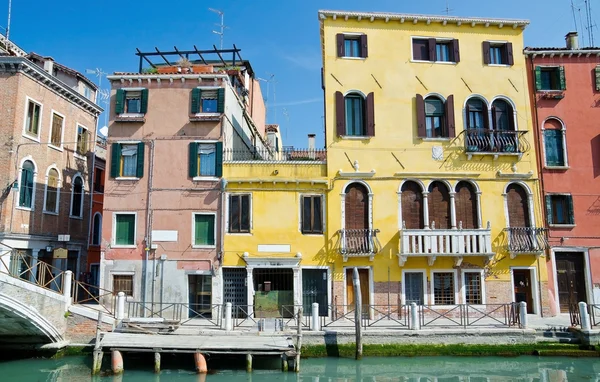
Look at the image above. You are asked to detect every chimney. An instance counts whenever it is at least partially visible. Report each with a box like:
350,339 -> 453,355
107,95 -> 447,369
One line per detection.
43,57 -> 54,74
566,32 -> 579,50
308,134 -> 316,150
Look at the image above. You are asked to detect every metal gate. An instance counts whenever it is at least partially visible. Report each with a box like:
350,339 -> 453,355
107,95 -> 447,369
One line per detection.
302,269 -> 328,316
223,268 -> 247,317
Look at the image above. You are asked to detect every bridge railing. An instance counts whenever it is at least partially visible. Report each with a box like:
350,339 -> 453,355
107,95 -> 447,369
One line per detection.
0,250 -> 65,294
72,280 -> 116,315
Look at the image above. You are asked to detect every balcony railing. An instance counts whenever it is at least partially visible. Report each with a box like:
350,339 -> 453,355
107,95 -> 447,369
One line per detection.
399,222 -> 493,266
505,227 -> 549,255
464,129 -> 529,159
224,147 -> 326,163
339,229 -> 381,261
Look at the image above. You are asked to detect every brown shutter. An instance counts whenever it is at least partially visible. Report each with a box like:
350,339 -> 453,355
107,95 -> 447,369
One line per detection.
452,39 -> 460,63
482,41 -> 491,65
366,92 -> 375,136
335,91 -> 346,137
336,34 -> 345,57
445,95 -> 456,137
416,94 -> 426,137
506,43 -> 514,65
360,34 -> 368,58
428,38 -> 437,61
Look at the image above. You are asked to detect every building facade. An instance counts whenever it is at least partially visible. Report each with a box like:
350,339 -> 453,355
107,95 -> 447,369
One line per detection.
525,33 -> 600,315
0,40 -> 102,281
87,136 -> 106,287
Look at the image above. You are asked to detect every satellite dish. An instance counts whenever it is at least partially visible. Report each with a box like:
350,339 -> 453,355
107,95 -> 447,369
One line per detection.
99,126 -> 108,136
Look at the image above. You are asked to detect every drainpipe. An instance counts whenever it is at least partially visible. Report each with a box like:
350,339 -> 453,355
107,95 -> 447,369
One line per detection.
87,114 -> 99,267
143,140 -> 155,314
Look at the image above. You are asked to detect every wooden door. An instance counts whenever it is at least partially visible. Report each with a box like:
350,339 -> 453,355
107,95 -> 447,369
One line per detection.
513,269 -> 534,314
346,268 -> 369,309
556,253 -> 587,313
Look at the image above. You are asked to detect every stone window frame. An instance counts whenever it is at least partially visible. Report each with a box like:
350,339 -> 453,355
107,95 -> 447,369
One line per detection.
16,156 -> 38,211
340,180 -> 374,231
541,116 -> 569,169
42,165 -> 62,215
502,181 -> 536,230
461,269 -> 486,305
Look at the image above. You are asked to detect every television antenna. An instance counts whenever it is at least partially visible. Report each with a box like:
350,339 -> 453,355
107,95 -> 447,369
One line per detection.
6,0 -> 12,40
209,8 -> 228,50
443,1 -> 453,16
282,108 -> 289,141
86,68 -> 110,134
257,74 -> 277,122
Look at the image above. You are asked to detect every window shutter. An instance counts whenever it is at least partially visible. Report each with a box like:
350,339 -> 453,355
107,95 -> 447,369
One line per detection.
114,89 -> 125,114
428,38 -> 436,61
191,88 -> 202,113
215,141 -> 223,178
136,142 -> 145,178
452,39 -> 460,63
110,143 -> 121,178
595,66 -> 600,91
217,88 -> 225,113
465,103 -> 471,129
335,91 -> 346,137
545,195 -> 553,225
445,95 -> 456,137
544,130 -> 560,166
140,89 -> 149,113
491,106 -> 497,130
567,195 -> 575,224
482,42 -> 491,65
336,34 -> 345,57
534,66 -> 542,90
559,66 -> 567,90
189,142 -> 199,178
360,34 -> 368,58
416,94 -> 426,137
506,43 -> 514,66
366,92 -> 375,136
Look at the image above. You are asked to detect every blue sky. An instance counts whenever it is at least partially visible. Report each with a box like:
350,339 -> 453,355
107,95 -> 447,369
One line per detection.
0,0 -> 594,147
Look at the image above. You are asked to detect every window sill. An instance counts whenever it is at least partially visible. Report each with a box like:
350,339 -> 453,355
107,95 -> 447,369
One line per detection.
537,89 -> 564,93
43,210 -> 59,216
302,233 -> 324,236
74,153 -> 87,160
410,59 -> 457,65
339,135 -> 372,140
22,133 -> 41,143
70,215 -> 84,220
549,224 -> 576,228
15,206 -> 34,212
116,114 -> 146,123
340,56 -> 366,60
111,244 -> 137,249
227,232 -> 252,236
545,166 -> 569,170
48,144 -> 64,152
193,176 -> 220,182
190,113 -> 221,122
420,137 -> 452,142
487,63 -> 512,67
115,177 -> 140,181
192,245 -> 217,249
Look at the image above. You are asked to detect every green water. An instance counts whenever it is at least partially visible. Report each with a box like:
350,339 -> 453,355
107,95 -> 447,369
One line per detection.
1,355 -> 600,381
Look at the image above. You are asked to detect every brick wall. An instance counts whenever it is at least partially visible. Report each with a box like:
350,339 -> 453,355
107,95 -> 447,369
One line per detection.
65,313 -> 112,344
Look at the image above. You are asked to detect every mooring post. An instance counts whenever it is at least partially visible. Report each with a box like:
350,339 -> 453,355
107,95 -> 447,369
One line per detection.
519,301 -> 528,329
295,307 -> 303,372
225,302 -> 233,331
194,352 -> 208,374
353,267 -> 363,360
246,353 -> 253,373
281,353 -> 289,372
154,352 -> 161,373
91,311 -> 104,375
63,270 -> 73,308
580,301 -> 591,330
410,302 -> 420,330
111,350 -> 124,374
311,302 -> 320,331
116,292 -> 126,321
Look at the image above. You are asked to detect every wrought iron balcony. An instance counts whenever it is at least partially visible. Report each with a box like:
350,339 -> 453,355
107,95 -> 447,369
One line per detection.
339,229 -> 381,262
504,227 -> 549,256
464,129 -> 529,160
398,221 -> 493,267
224,147 -> 326,163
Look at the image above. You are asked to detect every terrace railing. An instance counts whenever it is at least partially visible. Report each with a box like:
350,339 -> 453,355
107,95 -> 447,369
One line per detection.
464,129 -> 529,156
505,227 -> 549,254
339,229 -> 381,261
224,147 -> 326,163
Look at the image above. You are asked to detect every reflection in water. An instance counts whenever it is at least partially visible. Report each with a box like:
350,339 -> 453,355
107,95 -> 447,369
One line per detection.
0,356 -> 599,381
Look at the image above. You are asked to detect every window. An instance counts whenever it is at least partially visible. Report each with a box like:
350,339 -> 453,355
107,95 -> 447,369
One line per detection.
94,168 -> 105,193
401,181 -> 424,229
464,272 -> 483,304
92,213 -> 102,246
50,112 -> 64,148
412,38 -> 459,63
345,94 -> 365,136
44,168 -> 59,214
76,125 -> 90,156
416,95 -> 455,138
335,91 -> 375,137
491,99 -> 515,131
113,275 -> 133,296
114,88 -> 148,114
19,160 -> 35,209
535,66 -> 566,91
336,33 -> 368,58
110,143 -> 145,178
24,99 -> 41,139
70,176 -> 84,218
188,142 -> 223,178
544,118 -> 566,167
412,38 -> 431,61
114,213 -> 136,246
466,98 -> 487,130
83,86 -> 92,101
546,195 -> 574,225
301,195 -> 323,234
425,97 -> 445,137
482,42 -> 514,66
191,88 -> 225,114
595,65 -> 600,91
436,41 -> 452,62
228,194 -> 251,233
433,272 -> 455,305
193,214 -> 216,247
428,182 -> 451,229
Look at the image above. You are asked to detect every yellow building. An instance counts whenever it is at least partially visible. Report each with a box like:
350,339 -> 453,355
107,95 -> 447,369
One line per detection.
319,10 -> 550,315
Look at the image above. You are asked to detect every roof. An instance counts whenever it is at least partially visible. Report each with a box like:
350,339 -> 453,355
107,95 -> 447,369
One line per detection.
0,34 -> 26,57
318,10 -> 529,29
27,52 -> 98,90
524,47 -> 600,55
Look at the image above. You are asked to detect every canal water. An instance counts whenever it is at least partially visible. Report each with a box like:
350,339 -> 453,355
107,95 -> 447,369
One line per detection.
1,355 -> 599,381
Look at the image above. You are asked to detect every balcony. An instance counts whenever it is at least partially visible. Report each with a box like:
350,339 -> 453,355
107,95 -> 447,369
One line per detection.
398,222 -> 493,267
464,129 -> 529,160
504,227 -> 549,257
339,229 -> 381,262
224,147 -> 326,163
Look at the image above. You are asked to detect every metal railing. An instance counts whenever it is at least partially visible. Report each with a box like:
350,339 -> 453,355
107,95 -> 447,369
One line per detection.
363,304 -> 410,328
589,304 -> 600,327
73,280 -> 116,315
505,227 -> 549,253
125,302 -> 223,327
400,221 -> 492,256
0,251 -> 65,294
224,147 -> 326,163
464,129 -> 529,154
420,303 -> 521,328
339,229 -> 381,257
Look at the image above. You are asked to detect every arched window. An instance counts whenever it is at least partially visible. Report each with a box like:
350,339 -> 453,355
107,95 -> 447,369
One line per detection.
19,160 -> 35,208
543,118 -> 566,167
455,181 -> 478,229
44,168 -> 60,213
425,96 -> 446,138
345,183 -> 369,230
506,184 -> 530,228
465,97 -> 488,130
70,176 -> 84,218
345,93 -> 365,136
428,181 -> 451,229
401,181 -> 424,229
491,99 -> 515,131
92,213 -> 102,245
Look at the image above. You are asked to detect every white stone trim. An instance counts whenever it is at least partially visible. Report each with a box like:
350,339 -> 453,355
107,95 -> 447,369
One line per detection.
16,156 -> 38,211
22,96 -> 43,143
509,266 -> 540,315
341,181 -> 373,230
191,211 -> 217,249
42,165 -> 61,215
401,269 -> 428,305
111,212 -> 138,248
460,269 -> 486,305
69,172 -> 85,219
225,192 -> 253,235
541,116 -> 569,168
47,109 -> 66,151
550,247 -> 593,314
430,269 -> 459,306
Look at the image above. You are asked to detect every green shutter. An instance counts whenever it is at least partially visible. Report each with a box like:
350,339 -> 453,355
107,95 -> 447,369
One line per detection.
195,215 -> 215,246
136,142 -> 145,178
114,89 -> 125,114
110,143 -> 121,178
140,88 -> 149,113
559,66 -> 566,90
189,142 -> 199,178
534,66 -> 542,91
215,141 -> 223,178
116,215 -> 135,245
595,66 -> 600,91
567,195 -> 575,225
545,195 -> 553,225
217,88 -> 225,113
191,88 -> 202,113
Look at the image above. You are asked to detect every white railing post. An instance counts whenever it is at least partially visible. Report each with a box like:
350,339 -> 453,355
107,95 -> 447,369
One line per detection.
519,301 -> 528,329
63,270 -> 73,308
410,303 -> 420,330
116,292 -> 126,320
311,302 -> 320,331
579,301 -> 591,330
225,302 -> 233,331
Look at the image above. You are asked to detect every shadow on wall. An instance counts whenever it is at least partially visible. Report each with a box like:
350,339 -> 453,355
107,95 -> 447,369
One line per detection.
592,134 -> 600,178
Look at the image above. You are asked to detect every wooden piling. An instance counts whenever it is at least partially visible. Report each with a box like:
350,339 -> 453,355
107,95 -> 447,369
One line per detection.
295,307 -> 303,372
281,353 -> 288,372
353,267 -> 363,360
246,353 -> 253,373
91,311 -> 104,375
154,352 -> 161,373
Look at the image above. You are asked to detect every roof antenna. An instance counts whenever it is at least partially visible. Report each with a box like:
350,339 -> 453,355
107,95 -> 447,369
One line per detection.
443,1 -> 453,16
571,0 -> 579,33
209,8 -> 228,50
6,0 -> 12,40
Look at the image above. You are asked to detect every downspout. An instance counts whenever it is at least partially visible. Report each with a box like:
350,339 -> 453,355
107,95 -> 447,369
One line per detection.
87,114 -> 99,267
143,140 -> 155,314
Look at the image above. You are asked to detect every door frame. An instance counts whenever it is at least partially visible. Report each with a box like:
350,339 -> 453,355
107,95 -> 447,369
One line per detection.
342,266 -> 373,309
510,266 -> 540,315
301,266 -> 332,318
550,247 -> 592,314
401,269 -> 428,305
